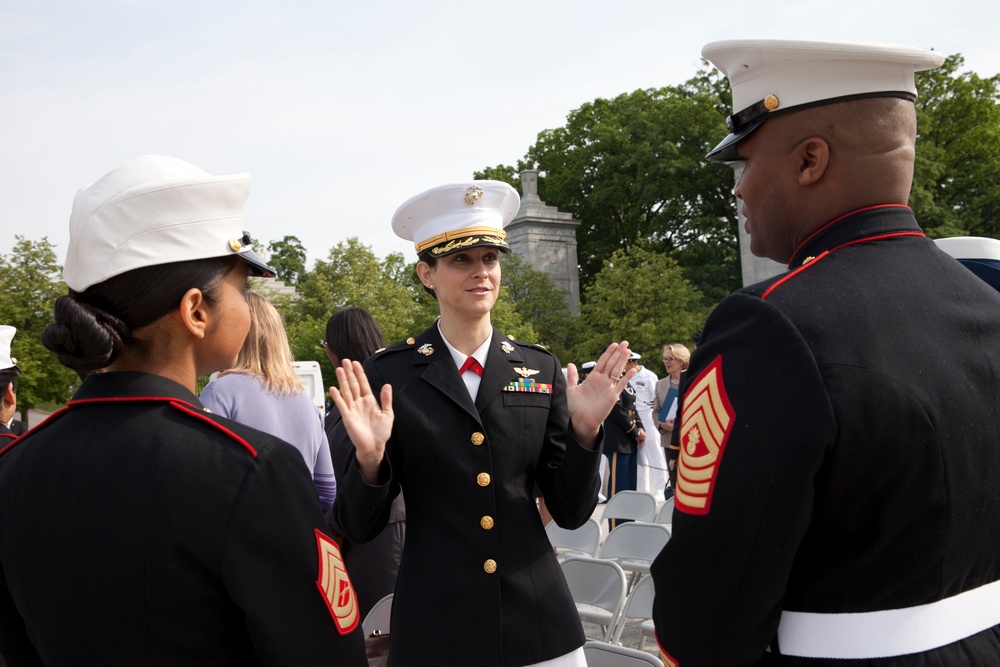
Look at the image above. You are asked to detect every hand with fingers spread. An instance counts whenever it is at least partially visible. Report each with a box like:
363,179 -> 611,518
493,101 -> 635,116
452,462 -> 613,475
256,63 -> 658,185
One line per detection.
328,359 -> 393,485
564,341 -> 640,448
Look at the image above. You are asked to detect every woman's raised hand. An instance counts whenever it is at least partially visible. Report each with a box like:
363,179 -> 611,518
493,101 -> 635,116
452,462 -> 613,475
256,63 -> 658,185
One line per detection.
564,341 -> 639,448
329,359 -> 393,484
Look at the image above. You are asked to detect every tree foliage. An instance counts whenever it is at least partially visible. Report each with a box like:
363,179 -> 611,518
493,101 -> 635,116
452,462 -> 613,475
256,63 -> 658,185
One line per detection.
264,235 -> 308,285
485,67 -> 739,305
0,237 -> 78,417
912,54 -> 1000,238
573,245 -> 708,368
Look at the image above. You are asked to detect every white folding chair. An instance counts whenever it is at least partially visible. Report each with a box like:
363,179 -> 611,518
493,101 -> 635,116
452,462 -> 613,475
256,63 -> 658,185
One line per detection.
603,490 -> 657,524
560,556 -> 628,642
583,640 -> 664,667
361,593 -> 393,637
599,522 -> 671,588
654,497 -> 674,527
546,516 -> 602,560
610,574 -> 657,649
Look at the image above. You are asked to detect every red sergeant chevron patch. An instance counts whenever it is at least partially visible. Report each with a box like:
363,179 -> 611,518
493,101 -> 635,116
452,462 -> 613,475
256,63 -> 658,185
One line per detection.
675,355 -> 735,515
314,529 -> 359,635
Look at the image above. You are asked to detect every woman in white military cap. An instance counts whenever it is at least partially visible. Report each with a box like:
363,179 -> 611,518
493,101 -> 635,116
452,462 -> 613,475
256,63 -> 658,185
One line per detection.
0,155 -> 367,665
331,181 -> 637,666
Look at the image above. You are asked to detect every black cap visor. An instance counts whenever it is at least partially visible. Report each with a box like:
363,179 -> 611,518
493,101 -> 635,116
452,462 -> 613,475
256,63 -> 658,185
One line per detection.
706,117 -> 766,162
237,248 -> 276,278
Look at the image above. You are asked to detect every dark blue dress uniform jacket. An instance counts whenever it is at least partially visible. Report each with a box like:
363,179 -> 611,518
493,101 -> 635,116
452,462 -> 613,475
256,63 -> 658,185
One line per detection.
651,206 -> 1000,666
0,372 -> 366,667
336,324 -> 603,667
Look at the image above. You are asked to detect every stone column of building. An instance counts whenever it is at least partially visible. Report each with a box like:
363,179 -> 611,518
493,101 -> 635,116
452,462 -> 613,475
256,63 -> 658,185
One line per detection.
506,170 -> 582,314
731,163 -> 786,286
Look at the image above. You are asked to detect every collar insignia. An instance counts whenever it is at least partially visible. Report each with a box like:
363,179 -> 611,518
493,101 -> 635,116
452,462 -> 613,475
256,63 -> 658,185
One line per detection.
514,367 -> 540,378
417,343 -> 434,356
501,341 -> 515,354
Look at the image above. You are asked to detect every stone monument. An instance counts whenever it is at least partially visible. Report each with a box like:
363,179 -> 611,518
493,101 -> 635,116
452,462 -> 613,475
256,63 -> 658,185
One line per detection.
506,170 -> 582,314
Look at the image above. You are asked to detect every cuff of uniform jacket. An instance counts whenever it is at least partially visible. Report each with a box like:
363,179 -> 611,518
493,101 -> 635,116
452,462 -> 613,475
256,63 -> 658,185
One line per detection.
336,448 -> 397,543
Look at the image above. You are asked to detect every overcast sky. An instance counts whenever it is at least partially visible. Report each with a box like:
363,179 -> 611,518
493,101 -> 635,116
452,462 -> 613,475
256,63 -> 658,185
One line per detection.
2,0 -> 997,268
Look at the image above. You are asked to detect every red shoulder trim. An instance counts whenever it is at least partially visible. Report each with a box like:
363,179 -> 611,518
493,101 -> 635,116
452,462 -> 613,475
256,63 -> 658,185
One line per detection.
0,406 -> 73,458
764,230 -> 926,301
168,401 -> 257,458
762,251 -> 830,300
0,397 -> 257,459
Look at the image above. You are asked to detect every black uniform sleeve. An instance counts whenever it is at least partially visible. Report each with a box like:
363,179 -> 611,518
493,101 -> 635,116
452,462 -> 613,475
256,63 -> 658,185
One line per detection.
220,440 -> 366,666
533,351 -> 603,530
650,292 -> 836,667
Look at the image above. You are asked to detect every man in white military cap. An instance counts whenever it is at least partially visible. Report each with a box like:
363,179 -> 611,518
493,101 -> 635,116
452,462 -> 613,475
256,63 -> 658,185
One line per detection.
650,40 -> 1000,665
0,327 -> 20,441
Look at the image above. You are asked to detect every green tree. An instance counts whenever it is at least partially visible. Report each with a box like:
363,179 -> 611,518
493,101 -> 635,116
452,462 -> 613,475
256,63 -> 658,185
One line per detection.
265,235 -> 308,285
281,238 -> 424,391
0,237 -> 79,419
472,165 -> 522,191
481,67 -> 740,305
912,54 -> 1000,239
573,245 -> 708,366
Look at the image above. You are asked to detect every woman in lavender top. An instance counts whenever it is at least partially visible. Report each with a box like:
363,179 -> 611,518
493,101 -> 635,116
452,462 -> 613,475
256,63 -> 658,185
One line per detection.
201,292 -> 336,510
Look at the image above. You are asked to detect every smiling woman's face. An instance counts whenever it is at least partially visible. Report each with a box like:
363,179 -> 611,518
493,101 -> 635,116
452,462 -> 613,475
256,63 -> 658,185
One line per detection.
418,246 -> 501,321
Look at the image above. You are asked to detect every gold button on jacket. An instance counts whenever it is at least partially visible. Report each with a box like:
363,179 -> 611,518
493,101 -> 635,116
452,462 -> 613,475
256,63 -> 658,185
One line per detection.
477,472 -> 491,487
483,559 -> 497,574
480,516 -> 494,530
471,432 -> 485,446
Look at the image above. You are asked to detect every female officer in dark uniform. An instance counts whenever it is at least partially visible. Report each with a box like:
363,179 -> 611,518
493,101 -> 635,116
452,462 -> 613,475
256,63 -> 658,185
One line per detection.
331,181 -> 637,667
0,155 -> 366,666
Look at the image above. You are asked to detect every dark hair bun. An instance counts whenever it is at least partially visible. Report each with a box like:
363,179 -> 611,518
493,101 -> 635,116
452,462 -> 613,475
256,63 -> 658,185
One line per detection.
41,295 -> 129,372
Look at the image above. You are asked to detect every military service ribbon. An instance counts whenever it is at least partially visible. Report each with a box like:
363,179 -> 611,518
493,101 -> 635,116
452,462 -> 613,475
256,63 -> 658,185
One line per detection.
503,379 -> 552,394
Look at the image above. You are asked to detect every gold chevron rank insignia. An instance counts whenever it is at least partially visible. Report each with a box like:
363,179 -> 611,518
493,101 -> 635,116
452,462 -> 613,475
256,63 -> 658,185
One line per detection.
314,529 -> 359,635
675,355 -> 735,515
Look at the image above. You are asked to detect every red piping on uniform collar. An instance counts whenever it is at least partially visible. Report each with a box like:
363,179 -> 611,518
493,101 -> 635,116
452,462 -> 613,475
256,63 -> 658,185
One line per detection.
788,204 -> 912,269
763,251 -> 832,300
0,395 -> 257,458
764,229 -> 926,300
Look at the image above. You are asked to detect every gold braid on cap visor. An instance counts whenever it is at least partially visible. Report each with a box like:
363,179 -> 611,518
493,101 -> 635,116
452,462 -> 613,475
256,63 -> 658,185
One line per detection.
415,226 -> 509,255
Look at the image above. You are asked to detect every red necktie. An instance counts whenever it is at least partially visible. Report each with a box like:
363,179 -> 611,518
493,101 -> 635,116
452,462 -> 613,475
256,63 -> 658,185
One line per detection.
460,356 -> 484,377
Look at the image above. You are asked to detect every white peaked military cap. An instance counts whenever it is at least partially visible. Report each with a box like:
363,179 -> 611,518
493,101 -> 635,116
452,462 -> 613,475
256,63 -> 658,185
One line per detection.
581,361 -> 597,371
629,352 -> 642,360
392,181 -> 520,257
0,326 -> 18,372
701,39 -> 945,162
63,155 -> 275,292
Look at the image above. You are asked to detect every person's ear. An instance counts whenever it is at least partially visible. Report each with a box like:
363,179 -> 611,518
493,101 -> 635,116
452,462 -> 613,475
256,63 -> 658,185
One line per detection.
794,136 -> 830,187
178,288 -> 209,339
415,261 -> 434,289
3,383 -> 15,407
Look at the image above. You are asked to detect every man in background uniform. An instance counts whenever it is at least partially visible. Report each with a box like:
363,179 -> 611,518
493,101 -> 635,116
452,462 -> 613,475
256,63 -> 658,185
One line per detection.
603,357 -> 644,530
0,327 -> 19,442
651,40 -> 1000,665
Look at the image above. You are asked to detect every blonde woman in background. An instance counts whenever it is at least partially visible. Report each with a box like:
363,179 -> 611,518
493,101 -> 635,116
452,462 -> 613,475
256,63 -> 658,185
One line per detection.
201,292 -> 337,510
653,342 -> 691,492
